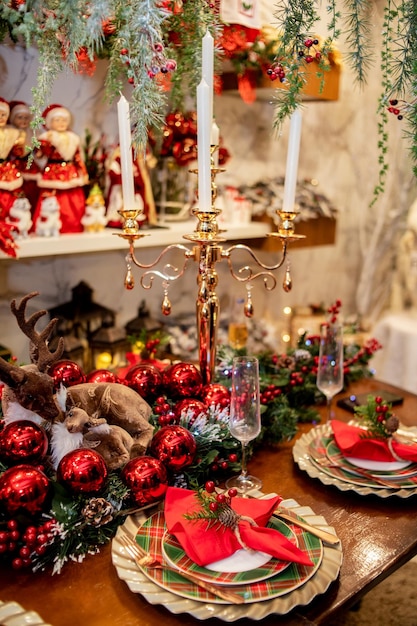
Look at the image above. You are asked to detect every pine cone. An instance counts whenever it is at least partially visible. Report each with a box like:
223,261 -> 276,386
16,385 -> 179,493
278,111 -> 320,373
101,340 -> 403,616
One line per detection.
385,415 -> 400,435
82,497 -> 114,527
218,505 -> 240,528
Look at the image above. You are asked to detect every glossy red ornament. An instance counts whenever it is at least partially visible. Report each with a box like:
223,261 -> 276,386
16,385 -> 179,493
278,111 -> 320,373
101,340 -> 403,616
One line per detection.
150,425 -> 197,472
49,360 -> 86,389
173,398 -> 206,424
86,369 -> 119,384
121,456 -> 168,507
200,383 -> 231,409
0,465 -> 50,516
0,420 -> 48,464
57,449 -> 108,494
162,363 -> 203,399
124,364 -> 163,401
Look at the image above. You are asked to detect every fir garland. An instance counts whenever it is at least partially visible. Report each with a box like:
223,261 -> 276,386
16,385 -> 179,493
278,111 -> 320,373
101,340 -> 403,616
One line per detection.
0,322 -> 380,574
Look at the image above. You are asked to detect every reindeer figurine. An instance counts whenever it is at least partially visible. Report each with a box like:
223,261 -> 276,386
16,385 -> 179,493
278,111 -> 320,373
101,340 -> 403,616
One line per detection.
0,292 -> 154,467
0,292 -> 65,423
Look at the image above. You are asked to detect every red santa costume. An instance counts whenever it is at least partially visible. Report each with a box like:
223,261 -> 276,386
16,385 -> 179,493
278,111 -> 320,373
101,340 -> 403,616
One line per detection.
105,146 -> 157,227
9,100 -> 42,210
32,104 -> 88,234
0,98 -> 27,221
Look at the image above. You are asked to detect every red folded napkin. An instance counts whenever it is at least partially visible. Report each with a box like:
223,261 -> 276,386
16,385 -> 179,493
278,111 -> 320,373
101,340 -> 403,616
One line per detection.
164,487 -> 313,567
332,420 -> 417,462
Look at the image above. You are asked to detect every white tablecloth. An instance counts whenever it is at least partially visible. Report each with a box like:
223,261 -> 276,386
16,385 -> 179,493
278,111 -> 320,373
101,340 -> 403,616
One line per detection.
370,311 -> 417,394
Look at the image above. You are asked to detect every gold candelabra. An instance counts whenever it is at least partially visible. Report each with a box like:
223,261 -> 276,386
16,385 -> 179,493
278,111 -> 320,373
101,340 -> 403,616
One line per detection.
117,147 -> 305,385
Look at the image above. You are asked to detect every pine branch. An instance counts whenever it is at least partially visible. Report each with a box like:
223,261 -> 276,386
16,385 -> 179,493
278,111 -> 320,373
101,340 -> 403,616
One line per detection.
343,0 -> 375,84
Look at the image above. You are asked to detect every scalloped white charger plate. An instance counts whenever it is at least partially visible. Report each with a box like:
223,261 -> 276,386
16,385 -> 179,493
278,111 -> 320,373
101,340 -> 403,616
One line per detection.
294,423 -> 417,498
0,601 -> 51,626
111,497 -> 342,621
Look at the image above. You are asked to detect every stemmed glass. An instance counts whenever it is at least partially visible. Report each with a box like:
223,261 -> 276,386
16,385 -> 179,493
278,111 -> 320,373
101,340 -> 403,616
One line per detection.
316,322 -> 344,422
225,356 -> 262,493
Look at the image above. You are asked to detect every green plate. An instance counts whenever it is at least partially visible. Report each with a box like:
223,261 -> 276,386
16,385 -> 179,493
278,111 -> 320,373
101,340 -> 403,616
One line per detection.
161,515 -> 297,585
135,510 -> 323,604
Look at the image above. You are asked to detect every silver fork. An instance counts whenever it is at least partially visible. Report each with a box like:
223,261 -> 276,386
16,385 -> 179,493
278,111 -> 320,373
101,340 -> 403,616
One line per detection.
117,528 -> 246,604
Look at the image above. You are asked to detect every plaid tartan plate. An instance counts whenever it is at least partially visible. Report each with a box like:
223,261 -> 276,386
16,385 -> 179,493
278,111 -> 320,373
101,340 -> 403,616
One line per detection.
161,515 -> 297,585
134,511 -> 323,604
310,435 -> 417,489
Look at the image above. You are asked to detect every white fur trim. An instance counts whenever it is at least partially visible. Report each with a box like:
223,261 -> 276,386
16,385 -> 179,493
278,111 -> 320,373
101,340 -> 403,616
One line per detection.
50,422 -> 84,470
55,384 -> 68,412
37,175 -> 85,190
89,423 -> 111,436
10,104 -> 29,124
4,402 -> 43,425
39,129 -> 79,162
44,107 -> 71,129
0,175 -> 23,191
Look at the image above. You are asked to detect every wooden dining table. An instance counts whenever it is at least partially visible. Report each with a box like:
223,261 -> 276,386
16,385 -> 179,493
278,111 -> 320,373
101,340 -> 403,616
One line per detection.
1,376 -> 417,626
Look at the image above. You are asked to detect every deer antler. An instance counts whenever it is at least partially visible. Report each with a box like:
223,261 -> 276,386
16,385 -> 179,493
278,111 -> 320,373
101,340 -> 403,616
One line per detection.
10,291 -> 64,372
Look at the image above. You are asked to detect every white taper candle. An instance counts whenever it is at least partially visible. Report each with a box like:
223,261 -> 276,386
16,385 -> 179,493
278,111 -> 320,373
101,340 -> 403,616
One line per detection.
197,78 -> 212,211
117,94 -> 135,211
283,109 -> 302,212
202,29 -> 214,124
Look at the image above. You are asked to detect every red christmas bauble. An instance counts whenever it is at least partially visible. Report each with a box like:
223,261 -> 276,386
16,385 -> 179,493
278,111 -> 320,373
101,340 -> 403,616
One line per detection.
200,383 -> 231,409
0,420 -> 48,464
124,364 -> 163,401
0,465 -> 51,516
173,398 -> 206,424
86,369 -> 119,384
162,363 -> 203,399
49,360 -> 86,389
121,456 -> 168,507
57,449 -> 108,494
150,425 -> 197,472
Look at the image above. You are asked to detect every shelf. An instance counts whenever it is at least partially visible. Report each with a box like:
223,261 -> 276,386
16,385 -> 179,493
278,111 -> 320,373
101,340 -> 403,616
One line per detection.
221,62 -> 340,103
1,220 -> 271,261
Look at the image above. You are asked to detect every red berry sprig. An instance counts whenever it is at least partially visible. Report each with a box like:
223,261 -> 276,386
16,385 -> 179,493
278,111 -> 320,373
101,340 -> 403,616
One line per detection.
184,484 -> 239,522
153,395 -> 176,426
386,98 -> 416,121
298,38 -> 322,64
327,299 -> 342,324
266,62 -> 286,83
354,395 -> 399,438
119,41 -> 177,87
261,383 -> 283,405
0,518 -> 57,570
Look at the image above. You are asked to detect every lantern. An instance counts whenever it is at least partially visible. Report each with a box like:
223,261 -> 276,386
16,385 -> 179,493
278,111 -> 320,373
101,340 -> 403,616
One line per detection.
90,316 -> 130,371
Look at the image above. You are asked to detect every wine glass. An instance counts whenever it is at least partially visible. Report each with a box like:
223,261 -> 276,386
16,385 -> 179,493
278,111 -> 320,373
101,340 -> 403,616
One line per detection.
317,322 -> 344,421
225,356 -> 262,493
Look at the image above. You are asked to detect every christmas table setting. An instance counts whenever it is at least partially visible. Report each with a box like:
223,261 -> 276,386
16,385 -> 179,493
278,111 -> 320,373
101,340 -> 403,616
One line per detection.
293,394 -> 417,499
2,377 -> 417,625
1,291 -> 417,625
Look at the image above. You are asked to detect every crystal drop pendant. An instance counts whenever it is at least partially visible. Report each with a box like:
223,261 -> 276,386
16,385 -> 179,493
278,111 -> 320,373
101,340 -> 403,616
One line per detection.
283,265 -> 292,292
244,299 -> 254,317
124,268 -> 135,290
161,294 -> 172,316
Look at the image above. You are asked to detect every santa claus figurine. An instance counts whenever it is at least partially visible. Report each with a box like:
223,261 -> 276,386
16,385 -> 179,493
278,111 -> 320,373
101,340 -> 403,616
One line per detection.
9,100 -> 42,210
32,104 -> 89,234
0,97 -> 27,222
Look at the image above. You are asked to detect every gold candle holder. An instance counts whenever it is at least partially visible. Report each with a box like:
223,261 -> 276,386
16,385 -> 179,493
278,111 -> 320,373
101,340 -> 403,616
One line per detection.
118,144 -> 305,384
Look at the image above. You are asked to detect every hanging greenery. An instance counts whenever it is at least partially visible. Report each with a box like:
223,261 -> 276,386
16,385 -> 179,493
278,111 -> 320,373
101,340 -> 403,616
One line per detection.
270,0 -> 417,200
0,0 -> 220,152
1,1 -> 416,190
